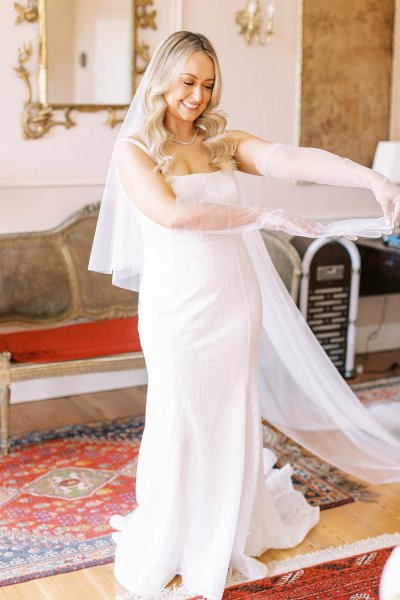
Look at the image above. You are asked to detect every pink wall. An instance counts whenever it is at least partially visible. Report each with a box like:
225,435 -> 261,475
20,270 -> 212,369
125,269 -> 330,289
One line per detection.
0,0 -> 386,234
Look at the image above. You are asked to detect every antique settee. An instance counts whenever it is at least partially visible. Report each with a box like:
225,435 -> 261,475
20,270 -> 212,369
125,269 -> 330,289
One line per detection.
0,203 -> 145,455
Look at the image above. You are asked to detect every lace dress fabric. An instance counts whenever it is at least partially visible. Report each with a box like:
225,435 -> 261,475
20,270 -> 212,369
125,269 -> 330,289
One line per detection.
111,170 -> 319,599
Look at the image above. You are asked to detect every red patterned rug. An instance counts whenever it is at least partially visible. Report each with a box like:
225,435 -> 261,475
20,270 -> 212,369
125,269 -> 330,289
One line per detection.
186,535 -> 400,600
1,376 -> 397,585
1,416 -> 144,586
219,548 -> 394,599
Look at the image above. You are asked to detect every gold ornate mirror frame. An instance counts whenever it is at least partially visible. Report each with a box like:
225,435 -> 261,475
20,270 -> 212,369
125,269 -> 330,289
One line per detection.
14,0 -> 157,139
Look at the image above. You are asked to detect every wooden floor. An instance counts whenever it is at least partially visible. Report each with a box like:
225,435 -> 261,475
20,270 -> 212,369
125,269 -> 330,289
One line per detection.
1,350 -> 400,599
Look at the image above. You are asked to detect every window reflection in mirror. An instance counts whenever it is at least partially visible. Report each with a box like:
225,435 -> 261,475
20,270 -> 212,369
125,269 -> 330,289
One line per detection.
47,0 -> 132,105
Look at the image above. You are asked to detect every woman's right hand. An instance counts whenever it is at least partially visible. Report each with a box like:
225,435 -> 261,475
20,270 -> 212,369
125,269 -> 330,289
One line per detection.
262,208 -> 325,238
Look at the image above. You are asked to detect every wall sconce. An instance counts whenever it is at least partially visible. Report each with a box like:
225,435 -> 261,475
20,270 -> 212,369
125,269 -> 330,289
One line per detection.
235,0 -> 275,45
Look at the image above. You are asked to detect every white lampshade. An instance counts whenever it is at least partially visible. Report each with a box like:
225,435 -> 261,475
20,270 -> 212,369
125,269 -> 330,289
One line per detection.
373,141 -> 400,183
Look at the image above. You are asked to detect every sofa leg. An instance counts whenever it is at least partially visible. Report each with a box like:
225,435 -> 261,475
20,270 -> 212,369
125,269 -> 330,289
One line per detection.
0,385 -> 11,455
0,352 -> 11,456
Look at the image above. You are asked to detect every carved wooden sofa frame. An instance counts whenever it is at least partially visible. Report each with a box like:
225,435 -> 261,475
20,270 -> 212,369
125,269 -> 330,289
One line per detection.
0,203 -> 145,455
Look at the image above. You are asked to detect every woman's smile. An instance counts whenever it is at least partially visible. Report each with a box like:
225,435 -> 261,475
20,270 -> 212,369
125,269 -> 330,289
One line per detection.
181,100 -> 200,111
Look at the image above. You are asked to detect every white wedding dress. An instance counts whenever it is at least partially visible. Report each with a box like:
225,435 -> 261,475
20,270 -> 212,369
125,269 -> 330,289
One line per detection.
111,169 -> 319,599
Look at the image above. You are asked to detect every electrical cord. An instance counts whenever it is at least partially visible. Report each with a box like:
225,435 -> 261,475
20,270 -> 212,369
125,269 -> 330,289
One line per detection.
361,259 -> 395,372
360,290 -> 399,373
364,277 -> 392,356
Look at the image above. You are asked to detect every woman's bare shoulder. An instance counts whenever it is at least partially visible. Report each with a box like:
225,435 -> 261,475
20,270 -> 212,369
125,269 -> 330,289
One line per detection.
118,136 -> 152,156
116,137 -> 154,172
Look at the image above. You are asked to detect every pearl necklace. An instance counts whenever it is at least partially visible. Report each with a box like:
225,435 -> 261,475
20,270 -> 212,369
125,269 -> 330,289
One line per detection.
171,127 -> 198,145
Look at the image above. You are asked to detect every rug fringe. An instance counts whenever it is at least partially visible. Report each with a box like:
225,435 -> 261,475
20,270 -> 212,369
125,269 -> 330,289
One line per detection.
266,532 -> 400,577
116,533 -> 400,599
115,585 -> 191,600
114,567 -> 253,599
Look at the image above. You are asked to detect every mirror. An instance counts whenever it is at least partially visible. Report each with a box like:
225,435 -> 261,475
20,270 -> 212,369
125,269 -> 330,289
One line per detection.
14,0 -> 157,139
46,0 -> 133,105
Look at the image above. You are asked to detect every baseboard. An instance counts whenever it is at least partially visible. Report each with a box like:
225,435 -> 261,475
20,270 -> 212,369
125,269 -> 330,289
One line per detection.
10,369 -> 148,404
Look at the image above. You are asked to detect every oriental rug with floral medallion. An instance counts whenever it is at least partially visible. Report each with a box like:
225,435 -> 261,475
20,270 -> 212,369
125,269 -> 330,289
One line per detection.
0,416 -> 144,585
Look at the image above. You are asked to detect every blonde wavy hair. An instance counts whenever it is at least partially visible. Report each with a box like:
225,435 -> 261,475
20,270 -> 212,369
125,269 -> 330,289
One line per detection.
139,31 -> 237,178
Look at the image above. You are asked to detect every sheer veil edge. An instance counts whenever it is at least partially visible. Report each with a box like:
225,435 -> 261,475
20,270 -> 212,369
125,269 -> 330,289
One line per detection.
244,230 -> 400,484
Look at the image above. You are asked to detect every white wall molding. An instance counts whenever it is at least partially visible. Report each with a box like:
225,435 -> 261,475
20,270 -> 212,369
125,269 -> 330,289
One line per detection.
0,178 -> 105,189
294,0 -> 303,146
10,369 -> 148,404
170,0 -> 184,31
390,0 -> 399,139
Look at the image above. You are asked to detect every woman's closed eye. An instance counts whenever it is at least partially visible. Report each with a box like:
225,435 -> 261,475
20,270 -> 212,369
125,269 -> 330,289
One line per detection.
183,81 -> 213,90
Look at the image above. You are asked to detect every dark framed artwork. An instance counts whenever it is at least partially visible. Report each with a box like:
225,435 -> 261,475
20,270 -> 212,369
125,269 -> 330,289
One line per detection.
300,0 -> 395,166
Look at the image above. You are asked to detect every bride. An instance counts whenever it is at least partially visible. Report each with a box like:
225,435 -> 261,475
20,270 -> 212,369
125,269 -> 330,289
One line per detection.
89,31 -> 400,600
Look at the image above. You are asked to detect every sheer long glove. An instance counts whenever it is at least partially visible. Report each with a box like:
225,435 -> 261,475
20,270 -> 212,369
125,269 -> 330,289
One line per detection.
257,143 -> 400,225
172,197 -> 324,237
